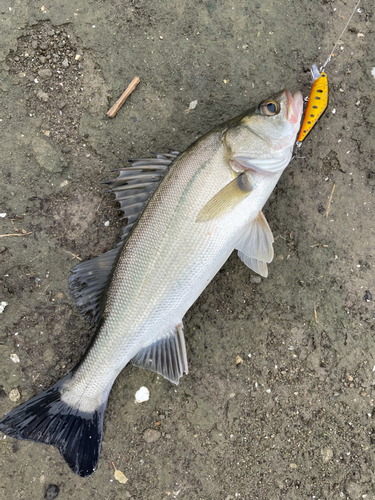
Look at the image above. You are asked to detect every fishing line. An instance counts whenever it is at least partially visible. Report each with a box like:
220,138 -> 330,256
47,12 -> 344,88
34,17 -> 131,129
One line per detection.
297,0 -> 361,145
320,0 -> 361,73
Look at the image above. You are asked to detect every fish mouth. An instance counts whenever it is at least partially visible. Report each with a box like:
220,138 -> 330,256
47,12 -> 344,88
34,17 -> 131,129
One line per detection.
285,89 -> 303,125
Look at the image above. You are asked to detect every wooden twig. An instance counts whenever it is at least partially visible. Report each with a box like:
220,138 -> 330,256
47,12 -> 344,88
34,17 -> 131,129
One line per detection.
63,250 -> 82,261
0,232 -> 32,238
325,183 -> 336,217
107,77 -> 140,118
314,307 -> 319,324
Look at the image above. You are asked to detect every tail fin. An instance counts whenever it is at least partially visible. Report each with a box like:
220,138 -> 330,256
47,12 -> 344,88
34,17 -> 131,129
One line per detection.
0,374 -> 107,477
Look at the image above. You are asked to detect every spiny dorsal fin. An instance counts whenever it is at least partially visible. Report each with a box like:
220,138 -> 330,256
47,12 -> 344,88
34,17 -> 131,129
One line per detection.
69,152 -> 179,329
235,211 -> 274,278
131,323 -> 188,385
105,153 -> 179,223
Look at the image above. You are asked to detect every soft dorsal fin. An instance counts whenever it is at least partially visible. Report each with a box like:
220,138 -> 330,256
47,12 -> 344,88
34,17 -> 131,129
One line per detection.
131,323 -> 188,385
68,152 -> 179,329
235,211 -> 274,278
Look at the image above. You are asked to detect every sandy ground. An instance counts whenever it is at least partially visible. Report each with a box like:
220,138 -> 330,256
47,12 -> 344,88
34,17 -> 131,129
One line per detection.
0,0 -> 374,499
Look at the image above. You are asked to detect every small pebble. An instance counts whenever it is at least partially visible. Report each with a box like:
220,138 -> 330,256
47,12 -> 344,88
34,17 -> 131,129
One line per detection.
104,221 -> 110,227
38,68 -> 52,79
143,429 -> 161,443
62,58 -> 69,68
189,100 -> 198,110
364,290 -> 372,302
135,386 -> 149,403
9,389 -> 21,402
10,353 -> 20,363
321,447 -> 333,463
44,484 -> 59,500
345,482 -> 362,499
114,468 -> 128,484
37,90 -> 48,102
0,301 -> 8,313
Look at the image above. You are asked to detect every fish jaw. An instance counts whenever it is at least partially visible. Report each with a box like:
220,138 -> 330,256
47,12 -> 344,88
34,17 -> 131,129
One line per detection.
285,89 -> 303,126
266,89 -> 303,151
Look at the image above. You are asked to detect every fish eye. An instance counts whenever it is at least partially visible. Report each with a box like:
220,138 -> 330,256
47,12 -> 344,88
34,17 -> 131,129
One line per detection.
258,100 -> 280,116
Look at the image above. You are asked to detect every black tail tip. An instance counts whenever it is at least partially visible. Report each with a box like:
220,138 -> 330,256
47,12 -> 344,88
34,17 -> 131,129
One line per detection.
0,375 -> 106,477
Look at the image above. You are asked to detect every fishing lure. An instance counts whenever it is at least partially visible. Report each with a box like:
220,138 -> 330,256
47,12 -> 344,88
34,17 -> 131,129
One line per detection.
297,0 -> 360,145
297,65 -> 328,143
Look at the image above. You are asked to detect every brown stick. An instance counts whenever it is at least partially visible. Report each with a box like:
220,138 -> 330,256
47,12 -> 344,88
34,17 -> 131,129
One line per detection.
0,232 -> 32,238
107,77 -> 140,118
325,183 -> 336,217
63,249 -> 82,260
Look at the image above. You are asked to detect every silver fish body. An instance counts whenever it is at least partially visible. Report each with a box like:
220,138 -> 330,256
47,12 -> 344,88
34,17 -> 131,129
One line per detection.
0,89 -> 303,476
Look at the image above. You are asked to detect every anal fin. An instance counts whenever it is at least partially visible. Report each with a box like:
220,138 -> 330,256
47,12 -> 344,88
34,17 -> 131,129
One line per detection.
131,323 -> 188,385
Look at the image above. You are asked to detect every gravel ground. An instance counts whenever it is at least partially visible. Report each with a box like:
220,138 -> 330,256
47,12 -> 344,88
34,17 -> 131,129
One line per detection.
0,1 -> 374,499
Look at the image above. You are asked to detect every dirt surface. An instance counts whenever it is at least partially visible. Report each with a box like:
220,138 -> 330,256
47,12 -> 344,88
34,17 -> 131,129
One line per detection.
0,0 -> 374,499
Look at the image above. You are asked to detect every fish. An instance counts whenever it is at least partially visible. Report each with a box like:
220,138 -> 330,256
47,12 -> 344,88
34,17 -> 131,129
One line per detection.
0,88 -> 303,477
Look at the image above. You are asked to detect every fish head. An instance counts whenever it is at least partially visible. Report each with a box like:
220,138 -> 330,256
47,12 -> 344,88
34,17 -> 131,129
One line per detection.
224,89 -> 303,175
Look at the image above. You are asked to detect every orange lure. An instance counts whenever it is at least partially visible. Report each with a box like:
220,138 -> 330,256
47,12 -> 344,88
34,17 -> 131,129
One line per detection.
297,65 -> 329,144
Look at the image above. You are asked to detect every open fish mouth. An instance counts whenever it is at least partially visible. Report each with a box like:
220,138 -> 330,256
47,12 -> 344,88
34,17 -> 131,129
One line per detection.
286,89 -> 303,125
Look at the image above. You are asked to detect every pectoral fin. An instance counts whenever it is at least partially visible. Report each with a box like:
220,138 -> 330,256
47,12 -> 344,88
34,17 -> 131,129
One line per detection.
238,256 -> 269,277
196,171 -> 253,222
235,211 -> 274,277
